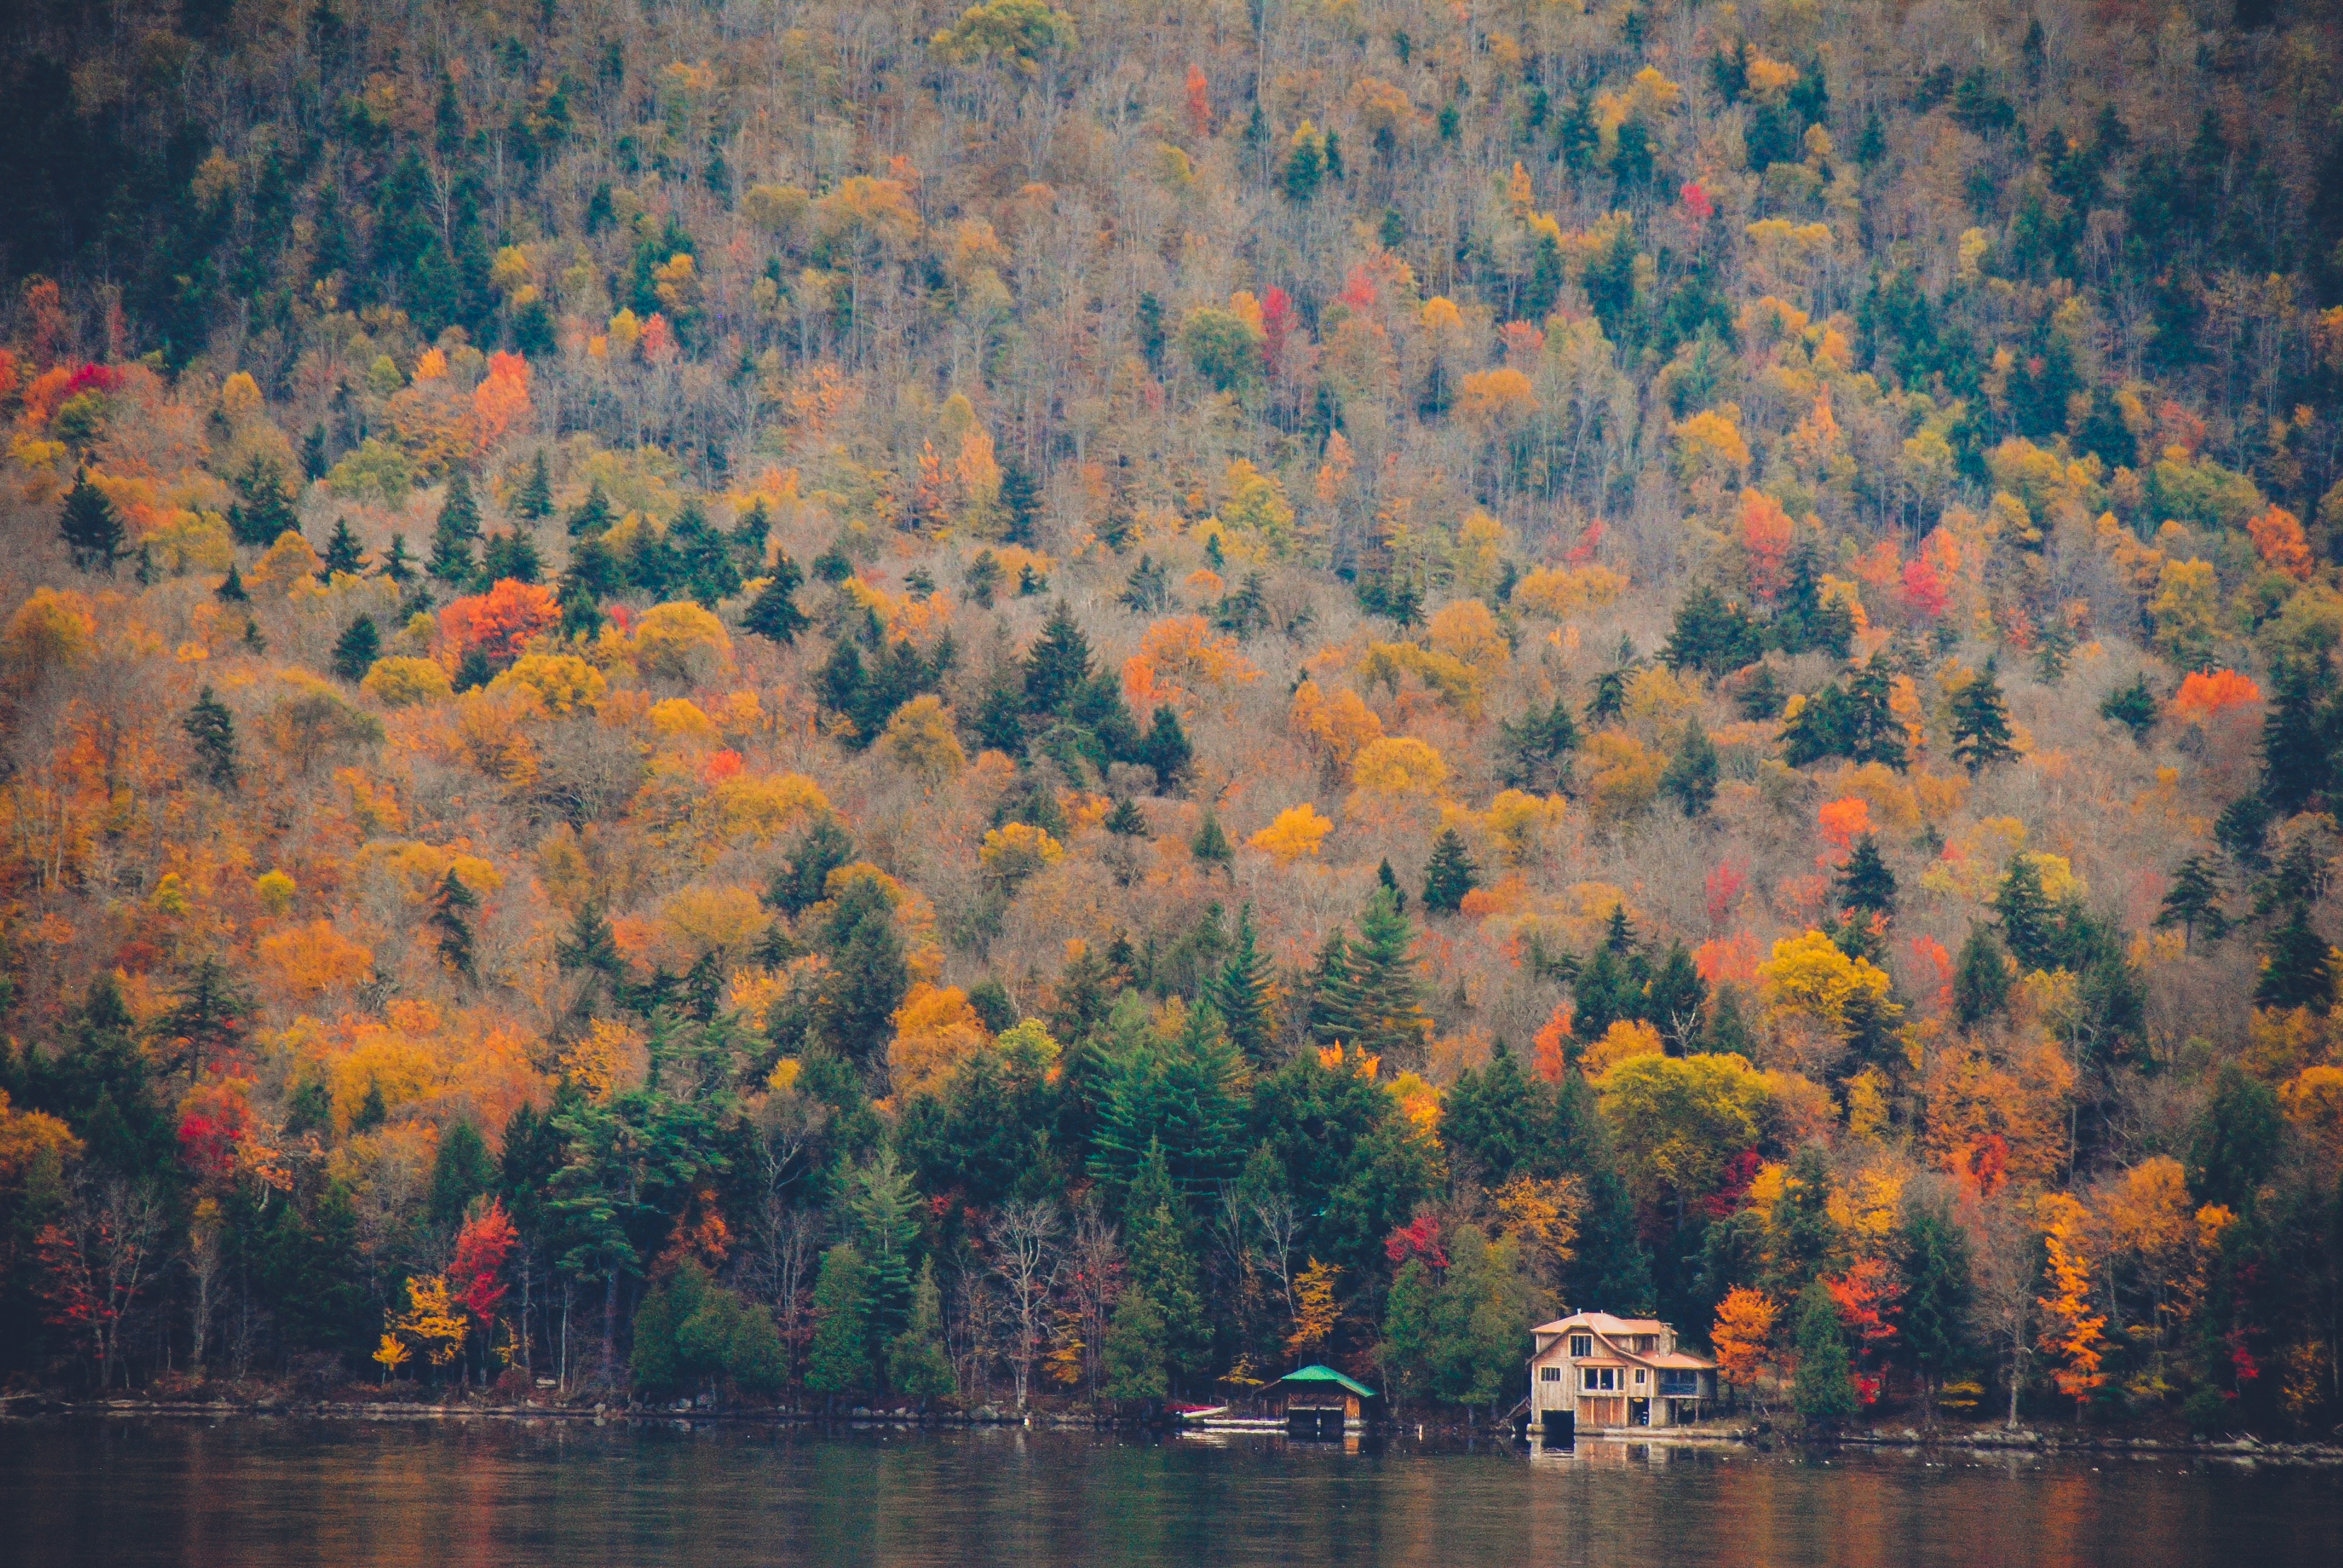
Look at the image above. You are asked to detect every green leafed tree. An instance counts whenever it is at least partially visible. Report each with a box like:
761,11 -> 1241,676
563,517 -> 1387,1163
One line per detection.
804,1242 -> 874,1402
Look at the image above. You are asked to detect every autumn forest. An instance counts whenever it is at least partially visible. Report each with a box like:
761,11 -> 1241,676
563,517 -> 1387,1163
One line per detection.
0,0 -> 2341,1439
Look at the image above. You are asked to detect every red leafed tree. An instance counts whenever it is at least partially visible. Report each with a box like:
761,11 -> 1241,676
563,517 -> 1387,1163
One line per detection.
36,1176 -> 167,1389
1824,1256 -> 1901,1405
1898,554 -> 1948,620
1260,286 -> 1297,379
451,1198 -> 519,1323
1184,65 -> 1210,138
1383,1214 -> 1447,1269
176,1082 -> 254,1183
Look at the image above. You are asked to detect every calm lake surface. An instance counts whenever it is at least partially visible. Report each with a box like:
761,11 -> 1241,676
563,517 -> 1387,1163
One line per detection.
1,1418 -> 2335,1568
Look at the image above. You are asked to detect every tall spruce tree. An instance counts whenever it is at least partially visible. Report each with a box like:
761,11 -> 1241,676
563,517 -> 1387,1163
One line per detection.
225,456 -> 300,547
513,451 -> 554,522
330,614 -> 380,682
2154,855 -> 2229,948
184,686 -> 241,788
1953,923 -> 2011,1028
322,518 -> 367,578
1317,888 -> 1429,1063
1208,904 -> 1276,1062
565,480 -> 615,538
2259,662 -> 2334,815
742,551 -> 809,644
1660,718 -> 1720,817
429,866 -> 480,981
1421,828 -> 1480,913
58,473 -> 126,572
1835,835 -> 1898,918
1791,1279 -> 1858,1426
1661,581 -> 1762,677
1950,660 -> 2016,773
2257,903 -> 2336,1013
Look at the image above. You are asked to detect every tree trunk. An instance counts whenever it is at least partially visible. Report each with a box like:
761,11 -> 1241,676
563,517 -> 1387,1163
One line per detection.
603,1270 -> 619,1387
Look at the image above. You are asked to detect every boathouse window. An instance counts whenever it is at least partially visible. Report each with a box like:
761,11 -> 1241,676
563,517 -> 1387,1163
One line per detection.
1634,1370 -> 1647,1385
1582,1368 -> 1616,1391
1540,1367 -> 1562,1382
1569,1335 -> 1591,1358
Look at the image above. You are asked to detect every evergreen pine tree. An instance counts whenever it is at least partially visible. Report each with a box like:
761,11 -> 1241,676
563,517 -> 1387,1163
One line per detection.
1189,811 -> 1233,873
378,534 -> 416,586
1895,1203 -> 1974,1416
2154,855 -> 2229,949
2259,662 -> 2334,815
58,473 -> 126,572
479,529 -> 541,584
1499,698 -> 1579,791
159,954 -> 252,1080
330,614 -> 380,682
1023,601 -> 1093,714
847,1149 -> 921,1353
226,456 -> 300,547
671,501 -> 741,606
2256,904 -> 2336,1013
1118,554 -> 1170,613
1950,659 -> 2016,773
513,451 -> 554,522
887,1256 -> 957,1399
1326,887 -> 1429,1064
1953,923 -> 2011,1029
1791,1279 -> 1858,1427
565,480 -> 614,539
998,459 -> 1040,545
319,518 -> 365,577
730,500 -> 773,572
1835,835 -> 1898,918
1138,704 -> 1193,791
216,563 -> 250,603
1660,718 -> 1720,817
2099,675 -> 2158,741
1661,582 -> 1763,677
1103,797 -> 1148,837
1101,1282 -> 1168,1400
1352,871 -> 1391,927
184,686 -> 241,788
1307,927 -> 1354,1048
429,866 -> 480,980
1737,662 -> 1786,720
1208,904 -> 1276,1063
301,422 -> 330,481
1121,1142 -> 1210,1384
427,495 -> 479,587
1991,857 -> 2057,971
1421,828 -> 1480,913
742,552 -> 809,644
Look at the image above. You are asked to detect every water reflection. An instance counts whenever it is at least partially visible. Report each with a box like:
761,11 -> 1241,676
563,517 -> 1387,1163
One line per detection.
0,1419 -> 2332,1568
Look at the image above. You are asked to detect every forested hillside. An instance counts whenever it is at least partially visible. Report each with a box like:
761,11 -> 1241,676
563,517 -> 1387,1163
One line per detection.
1,0 -> 2341,1432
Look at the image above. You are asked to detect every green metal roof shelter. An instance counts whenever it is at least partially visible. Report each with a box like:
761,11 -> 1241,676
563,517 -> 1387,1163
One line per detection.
1274,1365 -> 1378,1401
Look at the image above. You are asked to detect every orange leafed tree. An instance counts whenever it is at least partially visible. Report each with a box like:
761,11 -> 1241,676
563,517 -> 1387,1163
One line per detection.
2168,668 -> 2261,725
2245,506 -> 2312,582
440,580 -> 561,664
470,352 -> 533,450
1712,1287 -> 1778,1406
1737,489 -> 1795,599
2034,1193 -> 2107,1417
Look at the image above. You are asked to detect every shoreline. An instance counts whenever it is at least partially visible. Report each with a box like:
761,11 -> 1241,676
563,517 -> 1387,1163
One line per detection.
7,1396 -> 2339,1466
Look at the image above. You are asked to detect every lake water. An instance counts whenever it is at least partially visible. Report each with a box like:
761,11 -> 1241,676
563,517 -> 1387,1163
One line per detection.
0,1418 -> 2335,1567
